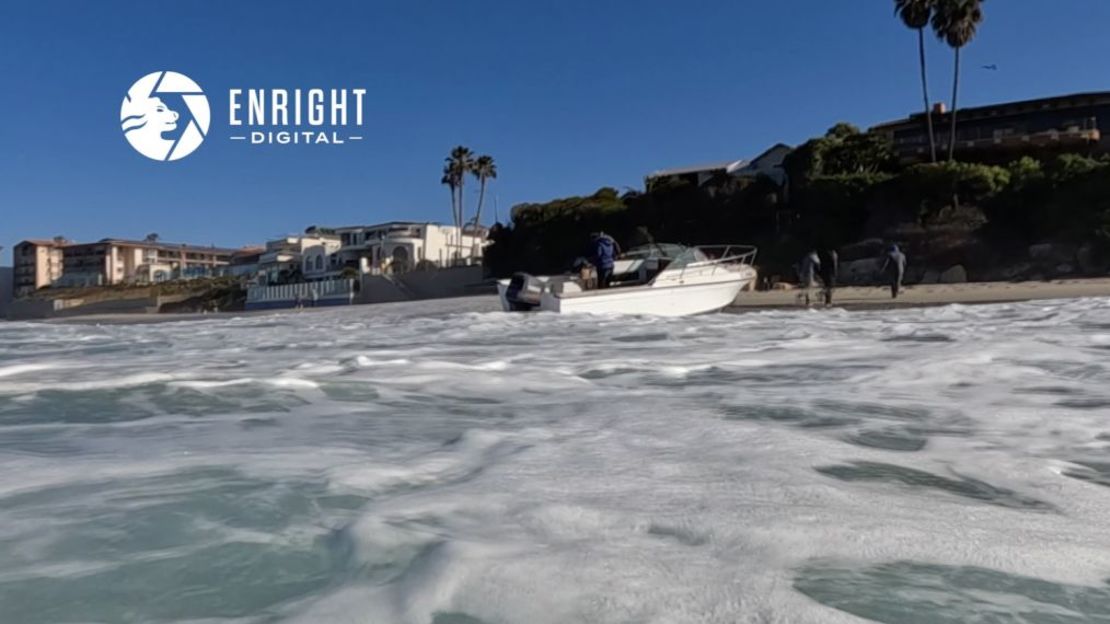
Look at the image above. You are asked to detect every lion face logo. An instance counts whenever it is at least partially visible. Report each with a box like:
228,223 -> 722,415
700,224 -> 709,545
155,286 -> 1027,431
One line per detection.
121,71 -> 209,161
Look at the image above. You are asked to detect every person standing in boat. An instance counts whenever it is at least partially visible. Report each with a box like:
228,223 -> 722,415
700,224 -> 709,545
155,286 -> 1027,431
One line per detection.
591,232 -> 621,289
880,244 -> 907,299
797,249 -> 821,307
820,248 -> 839,306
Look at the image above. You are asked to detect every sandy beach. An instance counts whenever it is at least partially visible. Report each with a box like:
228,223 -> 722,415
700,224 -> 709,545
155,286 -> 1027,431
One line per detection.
18,277 -> 1110,324
730,277 -> 1110,310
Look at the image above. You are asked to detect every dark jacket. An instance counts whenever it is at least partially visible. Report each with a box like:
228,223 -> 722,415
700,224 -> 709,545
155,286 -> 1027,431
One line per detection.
881,245 -> 906,278
593,235 -> 618,270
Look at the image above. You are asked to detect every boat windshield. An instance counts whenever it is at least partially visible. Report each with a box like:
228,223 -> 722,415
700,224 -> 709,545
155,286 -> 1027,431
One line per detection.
665,247 -> 711,270
622,243 -> 687,260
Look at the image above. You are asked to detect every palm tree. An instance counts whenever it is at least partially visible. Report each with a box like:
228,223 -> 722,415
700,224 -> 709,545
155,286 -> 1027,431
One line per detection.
441,165 -> 459,230
471,155 -> 497,228
895,0 -> 938,163
932,0 -> 985,161
445,146 -> 475,229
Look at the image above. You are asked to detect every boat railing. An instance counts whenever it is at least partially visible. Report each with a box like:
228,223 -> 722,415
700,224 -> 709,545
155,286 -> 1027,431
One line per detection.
666,245 -> 757,279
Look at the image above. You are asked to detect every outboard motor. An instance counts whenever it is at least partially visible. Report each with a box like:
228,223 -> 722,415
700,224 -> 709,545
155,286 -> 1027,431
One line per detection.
504,272 -> 543,311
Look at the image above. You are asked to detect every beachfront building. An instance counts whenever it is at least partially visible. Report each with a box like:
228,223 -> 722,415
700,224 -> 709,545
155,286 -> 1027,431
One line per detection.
56,239 -> 236,288
255,233 -> 342,285
302,237 -> 344,281
13,239 -> 67,296
870,92 -> 1110,164
330,221 -> 487,274
227,246 -> 265,279
12,237 -> 237,295
645,144 -> 793,191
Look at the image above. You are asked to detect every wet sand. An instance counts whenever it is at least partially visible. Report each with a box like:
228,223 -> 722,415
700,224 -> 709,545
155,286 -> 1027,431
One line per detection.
35,297 -> 503,325
22,278 -> 1110,324
731,278 -> 1110,310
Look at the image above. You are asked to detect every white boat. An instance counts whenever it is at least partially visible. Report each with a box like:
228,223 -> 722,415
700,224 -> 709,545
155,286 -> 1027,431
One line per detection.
497,244 -> 758,316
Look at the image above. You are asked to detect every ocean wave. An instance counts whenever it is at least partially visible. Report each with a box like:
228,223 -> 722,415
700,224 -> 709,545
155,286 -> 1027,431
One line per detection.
3,298 -> 1110,622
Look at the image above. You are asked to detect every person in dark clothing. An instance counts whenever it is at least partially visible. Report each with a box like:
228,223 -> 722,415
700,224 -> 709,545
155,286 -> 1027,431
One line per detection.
880,244 -> 907,298
592,232 -> 621,289
797,249 -> 821,307
820,249 -> 839,306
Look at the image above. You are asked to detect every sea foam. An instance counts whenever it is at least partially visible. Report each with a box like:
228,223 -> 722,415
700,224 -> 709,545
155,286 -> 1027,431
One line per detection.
2,296 -> 1110,622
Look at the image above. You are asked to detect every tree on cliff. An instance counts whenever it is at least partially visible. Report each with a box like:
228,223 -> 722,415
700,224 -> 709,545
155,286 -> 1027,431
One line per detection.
894,0 -> 939,163
932,0 -> 985,161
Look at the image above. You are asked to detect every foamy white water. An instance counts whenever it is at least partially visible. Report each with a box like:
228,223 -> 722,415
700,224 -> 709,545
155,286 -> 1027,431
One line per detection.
3,296 -> 1110,623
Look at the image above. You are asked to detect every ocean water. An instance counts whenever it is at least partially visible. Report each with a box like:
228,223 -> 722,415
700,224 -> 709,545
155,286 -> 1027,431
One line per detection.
3,296 -> 1110,623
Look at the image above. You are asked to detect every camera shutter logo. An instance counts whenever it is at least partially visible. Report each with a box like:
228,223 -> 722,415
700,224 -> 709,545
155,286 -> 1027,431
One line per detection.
120,71 -> 210,161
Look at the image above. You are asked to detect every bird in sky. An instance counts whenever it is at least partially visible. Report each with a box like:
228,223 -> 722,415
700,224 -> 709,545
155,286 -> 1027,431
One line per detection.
982,64 -> 999,71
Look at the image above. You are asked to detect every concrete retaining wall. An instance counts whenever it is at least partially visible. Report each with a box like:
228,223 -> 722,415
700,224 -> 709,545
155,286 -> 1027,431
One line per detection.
399,266 -> 486,299
358,266 -> 489,304
0,268 -> 11,319
6,299 -> 62,320
52,297 -> 158,317
356,276 -> 411,304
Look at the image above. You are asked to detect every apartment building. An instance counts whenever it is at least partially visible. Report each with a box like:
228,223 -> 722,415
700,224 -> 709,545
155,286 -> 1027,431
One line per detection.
58,239 -> 236,287
13,239 -> 67,296
870,91 -> 1110,163
12,238 -> 238,296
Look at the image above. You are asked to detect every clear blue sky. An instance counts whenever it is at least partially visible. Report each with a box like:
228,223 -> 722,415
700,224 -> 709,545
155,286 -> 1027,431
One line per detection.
1,0 -> 1108,261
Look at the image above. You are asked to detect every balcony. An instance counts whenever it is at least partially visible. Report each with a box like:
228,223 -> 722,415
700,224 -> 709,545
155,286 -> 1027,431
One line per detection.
949,127 -> 1101,150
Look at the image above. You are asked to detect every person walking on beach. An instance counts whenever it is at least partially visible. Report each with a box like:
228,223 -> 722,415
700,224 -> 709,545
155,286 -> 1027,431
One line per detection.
797,249 -> 821,307
592,232 -> 620,289
820,248 -> 839,306
880,244 -> 907,299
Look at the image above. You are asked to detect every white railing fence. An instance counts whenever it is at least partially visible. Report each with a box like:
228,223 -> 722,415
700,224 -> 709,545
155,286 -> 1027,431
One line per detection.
247,279 -> 356,304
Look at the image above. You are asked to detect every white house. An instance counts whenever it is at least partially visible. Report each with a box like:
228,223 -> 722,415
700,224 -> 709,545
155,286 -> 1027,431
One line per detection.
258,233 -> 340,284
302,237 -> 343,280
330,221 -> 486,274
645,143 -> 793,190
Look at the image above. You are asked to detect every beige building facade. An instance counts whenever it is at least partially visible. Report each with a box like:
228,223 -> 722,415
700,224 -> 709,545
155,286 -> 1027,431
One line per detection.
13,240 -> 67,296
13,238 -> 238,296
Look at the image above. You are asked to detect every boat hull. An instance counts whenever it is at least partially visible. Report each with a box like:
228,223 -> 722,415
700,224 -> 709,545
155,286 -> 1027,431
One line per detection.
498,269 -> 753,316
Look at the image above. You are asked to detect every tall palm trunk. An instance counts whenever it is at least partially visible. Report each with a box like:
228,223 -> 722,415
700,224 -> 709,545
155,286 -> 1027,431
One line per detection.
918,28 -> 937,163
449,184 -> 459,231
456,180 -> 465,257
948,46 -> 961,161
475,178 -> 487,228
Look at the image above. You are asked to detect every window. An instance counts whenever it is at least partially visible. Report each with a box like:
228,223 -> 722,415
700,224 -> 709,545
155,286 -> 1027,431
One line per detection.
315,256 -> 323,271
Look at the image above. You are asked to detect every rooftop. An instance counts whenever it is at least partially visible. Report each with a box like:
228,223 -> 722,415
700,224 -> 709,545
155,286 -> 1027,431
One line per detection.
21,238 -> 241,255
645,144 -> 793,180
646,159 -> 747,179
97,239 -> 241,254
871,90 -> 1110,130
329,221 -> 444,232
17,239 -> 69,247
